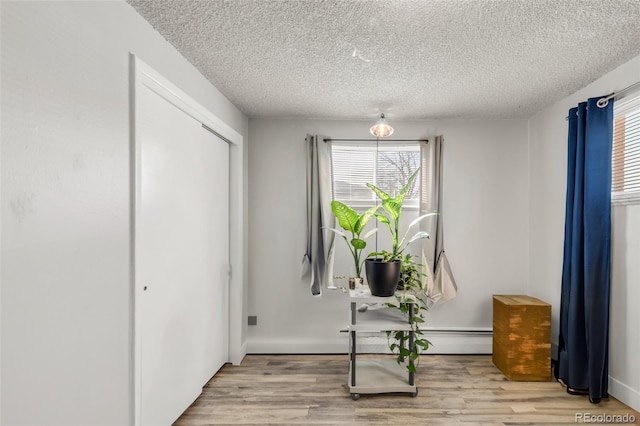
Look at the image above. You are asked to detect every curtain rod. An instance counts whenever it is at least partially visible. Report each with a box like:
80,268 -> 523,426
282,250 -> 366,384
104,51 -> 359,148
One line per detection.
323,138 -> 428,142
596,79 -> 640,107
565,79 -> 640,120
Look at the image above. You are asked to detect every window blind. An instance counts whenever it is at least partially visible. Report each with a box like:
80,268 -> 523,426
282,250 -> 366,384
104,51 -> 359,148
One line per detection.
612,94 -> 640,204
332,143 -> 420,207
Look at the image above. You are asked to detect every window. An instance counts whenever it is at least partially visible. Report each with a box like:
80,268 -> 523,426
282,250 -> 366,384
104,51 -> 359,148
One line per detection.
612,94 -> 640,204
331,142 -> 421,208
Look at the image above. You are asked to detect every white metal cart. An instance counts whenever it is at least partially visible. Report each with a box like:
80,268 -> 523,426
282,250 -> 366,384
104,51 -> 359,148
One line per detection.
347,289 -> 418,400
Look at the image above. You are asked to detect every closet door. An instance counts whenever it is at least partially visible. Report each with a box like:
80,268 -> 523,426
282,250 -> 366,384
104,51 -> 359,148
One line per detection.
198,128 -> 230,383
137,83 -> 229,426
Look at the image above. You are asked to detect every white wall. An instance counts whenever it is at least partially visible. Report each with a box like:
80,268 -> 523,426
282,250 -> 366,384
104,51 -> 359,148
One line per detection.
0,2 -> 247,425
247,118 -> 529,354
528,54 -> 640,410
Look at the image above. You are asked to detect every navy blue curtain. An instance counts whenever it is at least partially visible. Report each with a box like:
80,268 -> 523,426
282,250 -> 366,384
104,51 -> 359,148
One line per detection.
556,97 -> 613,403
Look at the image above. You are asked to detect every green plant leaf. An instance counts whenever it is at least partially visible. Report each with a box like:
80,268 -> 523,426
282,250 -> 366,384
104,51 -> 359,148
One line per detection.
367,183 -> 391,202
362,228 -> 378,240
373,213 -> 390,226
351,238 -> 366,250
407,212 -> 438,230
324,227 -> 347,238
373,213 -> 394,240
395,168 -> 420,205
416,338 -> 432,348
398,213 -> 436,249
331,201 -> 359,233
407,231 -> 430,245
353,205 -> 379,234
382,200 -> 402,221
407,364 -> 417,373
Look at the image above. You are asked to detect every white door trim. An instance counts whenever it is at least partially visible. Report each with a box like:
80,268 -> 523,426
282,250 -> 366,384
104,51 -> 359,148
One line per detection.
130,54 -> 245,426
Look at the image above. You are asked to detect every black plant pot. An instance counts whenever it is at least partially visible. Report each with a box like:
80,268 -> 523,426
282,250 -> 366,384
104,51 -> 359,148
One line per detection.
365,258 -> 401,297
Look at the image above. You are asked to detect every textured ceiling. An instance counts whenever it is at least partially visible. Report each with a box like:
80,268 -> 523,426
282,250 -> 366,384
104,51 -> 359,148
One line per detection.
127,0 -> 640,120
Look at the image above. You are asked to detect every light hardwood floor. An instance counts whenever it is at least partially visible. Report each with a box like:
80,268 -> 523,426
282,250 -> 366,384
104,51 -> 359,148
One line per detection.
174,354 -> 639,425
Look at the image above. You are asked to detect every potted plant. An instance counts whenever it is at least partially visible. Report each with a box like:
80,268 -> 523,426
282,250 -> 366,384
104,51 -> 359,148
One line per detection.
327,201 -> 378,288
365,169 -> 434,296
365,168 -> 436,372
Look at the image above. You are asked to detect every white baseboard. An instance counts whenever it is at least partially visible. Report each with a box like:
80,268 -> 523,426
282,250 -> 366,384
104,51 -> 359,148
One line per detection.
230,341 -> 248,365
247,337 -> 348,354
424,331 -> 493,354
609,376 -> 640,412
247,331 -> 492,355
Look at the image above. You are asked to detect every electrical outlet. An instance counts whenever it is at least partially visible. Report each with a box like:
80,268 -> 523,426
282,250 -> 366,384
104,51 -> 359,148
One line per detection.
248,315 -> 257,326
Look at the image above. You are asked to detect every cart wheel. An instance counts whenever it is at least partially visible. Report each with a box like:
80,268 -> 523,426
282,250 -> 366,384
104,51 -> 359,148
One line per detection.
351,393 -> 360,401
410,389 -> 418,398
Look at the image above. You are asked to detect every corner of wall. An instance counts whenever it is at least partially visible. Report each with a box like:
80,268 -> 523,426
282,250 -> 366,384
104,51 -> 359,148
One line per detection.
525,116 -> 533,297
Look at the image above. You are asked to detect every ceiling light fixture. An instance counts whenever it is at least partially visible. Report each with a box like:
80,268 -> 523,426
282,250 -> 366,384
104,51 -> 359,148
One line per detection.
370,113 -> 394,137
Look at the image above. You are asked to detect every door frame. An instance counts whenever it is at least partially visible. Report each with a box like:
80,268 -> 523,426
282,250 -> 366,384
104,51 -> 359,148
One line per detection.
130,55 -> 245,425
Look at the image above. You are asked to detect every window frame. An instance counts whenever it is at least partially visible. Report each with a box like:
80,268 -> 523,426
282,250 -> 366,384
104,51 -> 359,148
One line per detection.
330,141 -> 422,210
611,92 -> 640,206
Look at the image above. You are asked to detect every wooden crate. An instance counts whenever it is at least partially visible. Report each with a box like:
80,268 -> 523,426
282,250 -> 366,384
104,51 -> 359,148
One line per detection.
492,295 -> 551,381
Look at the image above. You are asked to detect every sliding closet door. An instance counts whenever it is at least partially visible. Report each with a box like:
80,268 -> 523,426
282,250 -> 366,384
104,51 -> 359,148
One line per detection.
198,130 -> 230,383
137,83 -> 229,426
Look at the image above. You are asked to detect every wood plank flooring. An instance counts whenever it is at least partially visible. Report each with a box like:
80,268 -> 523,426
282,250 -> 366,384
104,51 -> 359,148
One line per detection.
174,354 -> 639,425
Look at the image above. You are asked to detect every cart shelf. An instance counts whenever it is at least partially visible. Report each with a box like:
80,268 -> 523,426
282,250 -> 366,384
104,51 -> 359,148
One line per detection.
346,288 -> 418,399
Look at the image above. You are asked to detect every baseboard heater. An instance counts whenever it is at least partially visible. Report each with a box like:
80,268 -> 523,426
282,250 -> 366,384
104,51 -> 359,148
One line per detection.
423,328 -> 492,334
341,328 -> 492,334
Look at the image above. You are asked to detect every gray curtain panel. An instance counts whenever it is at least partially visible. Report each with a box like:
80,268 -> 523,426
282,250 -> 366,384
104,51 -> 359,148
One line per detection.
301,135 -> 335,296
420,136 -> 457,306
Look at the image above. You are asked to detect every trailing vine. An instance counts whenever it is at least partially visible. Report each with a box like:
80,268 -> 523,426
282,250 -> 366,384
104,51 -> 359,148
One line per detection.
386,254 -> 431,373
